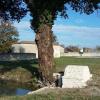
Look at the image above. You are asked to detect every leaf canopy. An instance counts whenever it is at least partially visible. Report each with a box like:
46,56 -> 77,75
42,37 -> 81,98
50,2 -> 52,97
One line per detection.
0,0 -> 100,31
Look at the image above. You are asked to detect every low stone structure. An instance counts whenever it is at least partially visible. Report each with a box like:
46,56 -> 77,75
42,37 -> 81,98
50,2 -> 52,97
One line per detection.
61,52 -> 100,57
0,53 -> 36,61
12,41 -> 64,58
62,65 -> 92,88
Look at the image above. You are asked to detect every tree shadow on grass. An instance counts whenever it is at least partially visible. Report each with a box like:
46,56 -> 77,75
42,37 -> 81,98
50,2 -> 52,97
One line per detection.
0,59 -> 40,79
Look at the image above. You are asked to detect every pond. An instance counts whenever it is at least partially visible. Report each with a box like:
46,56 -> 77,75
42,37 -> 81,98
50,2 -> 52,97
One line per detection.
0,80 -> 37,96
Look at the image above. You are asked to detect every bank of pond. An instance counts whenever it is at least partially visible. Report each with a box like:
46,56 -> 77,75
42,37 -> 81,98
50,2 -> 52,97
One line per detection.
0,79 -> 38,96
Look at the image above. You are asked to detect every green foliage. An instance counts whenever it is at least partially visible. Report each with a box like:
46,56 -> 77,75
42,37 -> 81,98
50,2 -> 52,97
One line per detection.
0,21 -> 19,53
96,46 -> 100,51
51,31 -> 57,43
0,0 -> 100,31
65,45 -> 80,52
26,0 -> 100,32
0,0 -> 27,21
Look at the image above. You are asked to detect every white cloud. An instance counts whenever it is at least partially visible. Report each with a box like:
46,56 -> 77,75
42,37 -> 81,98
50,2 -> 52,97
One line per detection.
14,20 -> 35,41
52,24 -> 100,38
14,21 -> 31,31
52,24 -> 100,47
13,20 -> 100,47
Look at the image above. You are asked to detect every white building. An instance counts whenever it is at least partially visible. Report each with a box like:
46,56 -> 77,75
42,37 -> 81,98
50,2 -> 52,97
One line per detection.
12,41 -> 64,58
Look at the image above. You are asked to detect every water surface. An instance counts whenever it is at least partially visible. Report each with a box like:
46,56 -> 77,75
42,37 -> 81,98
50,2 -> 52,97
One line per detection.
0,80 -> 36,96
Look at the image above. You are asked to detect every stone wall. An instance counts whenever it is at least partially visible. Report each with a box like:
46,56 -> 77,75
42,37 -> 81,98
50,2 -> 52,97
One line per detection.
12,43 -> 64,58
0,53 -> 36,61
12,44 -> 38,58
61,52 -> 100,57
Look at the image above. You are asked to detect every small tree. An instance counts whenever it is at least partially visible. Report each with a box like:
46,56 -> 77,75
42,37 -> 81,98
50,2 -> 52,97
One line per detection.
96,46 -> 100,52
65,45 -> 80,52
51,31 -> 58,44
0,21 -> 18,53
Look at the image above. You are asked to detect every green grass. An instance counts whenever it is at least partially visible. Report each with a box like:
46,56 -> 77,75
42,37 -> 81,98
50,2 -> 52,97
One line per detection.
0,57 -> 100,75
0,59 -> 38,76
0,57 -> 100,100
55,57 -> 100,74
0,92 -> 100,100
55,57 -> 100,88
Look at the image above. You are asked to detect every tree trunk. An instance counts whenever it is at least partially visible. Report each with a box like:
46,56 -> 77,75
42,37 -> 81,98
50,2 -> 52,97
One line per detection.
35,24 -> 54,85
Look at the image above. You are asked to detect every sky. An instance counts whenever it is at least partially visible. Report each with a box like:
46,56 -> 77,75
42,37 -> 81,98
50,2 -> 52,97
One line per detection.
14,8 -> 100,48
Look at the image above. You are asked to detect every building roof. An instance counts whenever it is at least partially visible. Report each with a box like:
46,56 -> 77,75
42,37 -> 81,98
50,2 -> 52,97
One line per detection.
16,41 -> 64,48
17,41 -> 35,44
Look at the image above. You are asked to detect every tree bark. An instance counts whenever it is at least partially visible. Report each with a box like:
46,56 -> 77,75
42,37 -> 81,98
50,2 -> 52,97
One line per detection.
35,24 -> 54,85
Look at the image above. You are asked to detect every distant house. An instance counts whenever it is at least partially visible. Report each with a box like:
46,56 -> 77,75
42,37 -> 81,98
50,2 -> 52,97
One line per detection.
12,41 -> 64,58
83,47 -> 93,53
64,46 -> 80,53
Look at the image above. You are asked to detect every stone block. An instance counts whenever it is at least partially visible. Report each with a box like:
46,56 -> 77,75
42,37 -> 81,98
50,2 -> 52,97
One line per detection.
62,65 -> 92,88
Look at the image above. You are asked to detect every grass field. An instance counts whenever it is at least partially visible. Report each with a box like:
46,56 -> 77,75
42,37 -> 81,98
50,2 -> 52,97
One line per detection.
0,57 -> 100,100
55,57 -> 100,72
0,57 -> 100,74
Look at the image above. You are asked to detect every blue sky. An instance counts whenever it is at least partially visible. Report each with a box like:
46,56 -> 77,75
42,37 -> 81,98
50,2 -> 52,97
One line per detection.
14,8 -> 100,48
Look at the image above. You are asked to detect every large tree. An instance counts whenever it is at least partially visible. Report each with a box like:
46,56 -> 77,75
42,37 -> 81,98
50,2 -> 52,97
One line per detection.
0,0 -> 100,84
0,21 -> 18,53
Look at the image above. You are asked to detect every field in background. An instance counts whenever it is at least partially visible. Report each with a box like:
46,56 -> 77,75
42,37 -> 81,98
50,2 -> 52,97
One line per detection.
0,56 -> 100,72
55,57 -> 100,73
